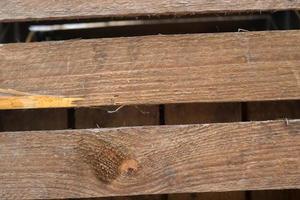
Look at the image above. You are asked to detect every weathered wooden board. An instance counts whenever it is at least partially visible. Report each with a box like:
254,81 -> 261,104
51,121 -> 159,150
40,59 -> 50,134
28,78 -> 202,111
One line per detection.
1,30 -> 300,110
247,101 -> 300,200
0,120 -> 299,199
76,105 -> 162,200
165,102 -> 244,199
1,0 -> 300,22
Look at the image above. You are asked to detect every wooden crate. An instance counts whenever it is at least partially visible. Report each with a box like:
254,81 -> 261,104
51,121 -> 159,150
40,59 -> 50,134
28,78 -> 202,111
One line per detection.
0,1 -> 300,200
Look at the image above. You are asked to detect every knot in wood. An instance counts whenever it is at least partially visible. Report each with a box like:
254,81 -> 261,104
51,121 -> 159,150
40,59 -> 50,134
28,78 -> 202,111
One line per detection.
76,134 -> 138,184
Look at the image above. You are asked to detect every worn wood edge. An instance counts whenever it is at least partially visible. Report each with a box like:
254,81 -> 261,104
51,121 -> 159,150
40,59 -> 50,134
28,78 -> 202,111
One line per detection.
2,96 -> 300,110
1,1 -> 300,22
3,118 -> 298,133
0,96 -> 83,110
0,88 -> 82,110
2,29 -> 299,48
0,9 -> 295,23
0,119 -> 299,199
1,30 -> 300,109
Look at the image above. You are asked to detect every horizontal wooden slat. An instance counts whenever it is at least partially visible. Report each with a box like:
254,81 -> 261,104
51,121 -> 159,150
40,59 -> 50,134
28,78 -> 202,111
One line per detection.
1,0 -> 300,22
0,120 -> 299,199
1,30 -> 300,109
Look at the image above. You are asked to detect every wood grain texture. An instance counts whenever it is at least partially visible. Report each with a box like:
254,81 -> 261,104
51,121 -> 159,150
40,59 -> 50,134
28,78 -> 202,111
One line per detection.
1,0 -> 300,22
246,101 -> 300,200
165,103 -> 243,199
0,120 -> 299,199
76,105 -> 162,200
1,30 -> 300,109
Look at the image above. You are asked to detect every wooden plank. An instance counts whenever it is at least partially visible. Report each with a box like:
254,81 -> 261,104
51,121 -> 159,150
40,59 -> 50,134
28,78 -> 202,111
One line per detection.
1,0 -> 300,22
75,105 -> 162,200
1,30 -> 300,110
246,101 -> 300,200
165,103 -> 244,199
0,109 -> 68,131
0,120 -> 299,199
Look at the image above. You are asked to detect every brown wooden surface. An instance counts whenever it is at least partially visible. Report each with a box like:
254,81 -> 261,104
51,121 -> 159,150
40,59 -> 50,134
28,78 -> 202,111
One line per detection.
75,105 -> 163,200
165,103 -> 244,200
1,0 -> 299,22
0,120 -> 299,199
247,101 -> 300,200
0,109 -> 68,131
1,30 -> 300,110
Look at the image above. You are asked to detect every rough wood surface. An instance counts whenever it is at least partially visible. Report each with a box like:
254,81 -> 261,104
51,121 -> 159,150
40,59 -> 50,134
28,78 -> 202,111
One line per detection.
247,101 -> 300,200
1,30 -> 300,110
76,105 -> 162,200
165,103 -> 244,199
1,0 -> 300,22
0,120 -> 299,199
